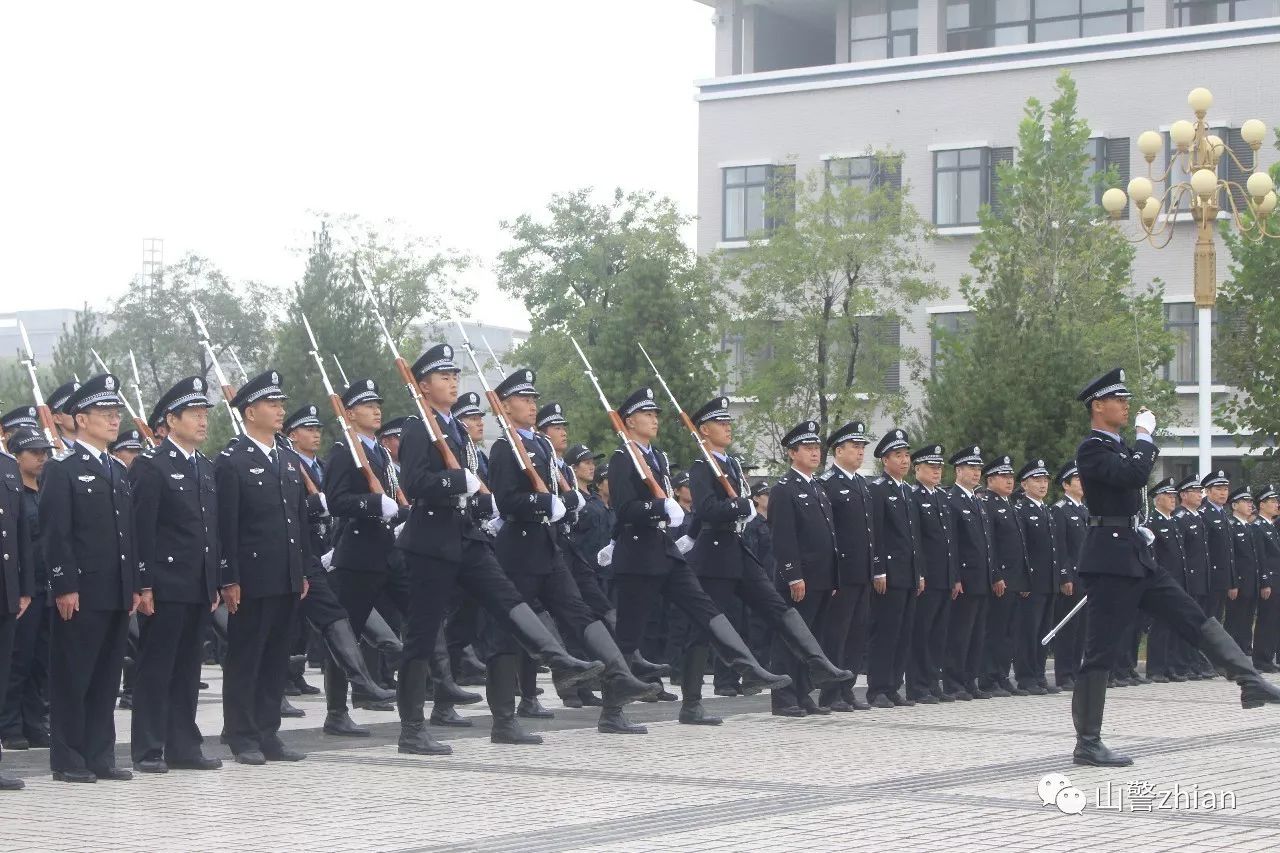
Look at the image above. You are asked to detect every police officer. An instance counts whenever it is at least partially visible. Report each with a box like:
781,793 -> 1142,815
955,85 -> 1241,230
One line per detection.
943,445 -> 994,701
979,455 -> 1025,698
1252,485 -> 1280,672
1201,470 -> 1238,624
1144,478 -> 1186,683
1013,459 -> 1060,695
109,430 -> 145,469
47,381 -> 80,456
906,443 -> 958,704
0,405 -> 40,436
1069,368 -> 1280,767
1225,486 -> 1268,654
817,421 -> 877,711
41,374 -> 139,782
215,370 -> 311,765
0,426 -> 34,790
867,428 -> 924,708
128,377 -> 222,773
1173,475 -> 1215,679
1050,461 -> 1088,689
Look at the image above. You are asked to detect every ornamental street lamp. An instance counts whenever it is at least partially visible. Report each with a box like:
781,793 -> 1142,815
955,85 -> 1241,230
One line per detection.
1101,87 -> 1278,478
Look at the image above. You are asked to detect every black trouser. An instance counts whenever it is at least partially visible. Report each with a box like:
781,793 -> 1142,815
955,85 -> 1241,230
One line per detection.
299,570 -> 347,628
820,582 -> 869,697
487,562 -> 596,658
768,588 -> 828,708
612,564 -> 723,658
713,598 -> 750,690
1254,591 -> 1279,665
907,587 -> 950,697
566,551 -> 612,619
1051,587 -> 1085,684
1079,569 -> 1215,675
1013,592 -> 1054,687
50,608 -> 129,773
0,609 -> 14,762
692,568 -> 792,695
981,590 -> 1016,687
867,586 -> 914,699
944,589 -> 988,694
0,589 -> 49,740
1206,588 -> 1230,624
1224,591 -> 1258,655
327,568 -> 389,713
223,594 -> 297,755
131,601 -> 209,762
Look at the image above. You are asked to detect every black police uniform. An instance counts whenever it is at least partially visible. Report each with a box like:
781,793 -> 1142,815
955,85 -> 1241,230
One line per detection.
816,421 -> 878,710
979,457 -> 1026,695
1049,464 -> 1088,688
1012,464 -> 1059,694
1144,494 -> 1186,680
1225,499 -> 1264,654
1200,471 -> 1237,622
942,446 -> 994,699
41,375 -> 139,780
1250,502 -> 1280,669
129,382 -> 221,769
904,445 -> 957,703
0,443 -> 33,786
1172,490 -> 1213,677
215,371 -> 310,760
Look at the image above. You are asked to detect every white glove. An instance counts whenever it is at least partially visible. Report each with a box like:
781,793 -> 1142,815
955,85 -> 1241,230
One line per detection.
463,469 -> 482,496
394,522 -> 405,539
1139,526 -> 1156,547
317,493 -> 329,516
482,517 -> 504,537
379,494 -> 399,521
549,495 -> 567,523
1135,409 -> 1156,435
597,541 -> 614,567
320,550 -> 334,571
675,535 -> 695,554
664,498 -> 685,529
746,501 -> 758,523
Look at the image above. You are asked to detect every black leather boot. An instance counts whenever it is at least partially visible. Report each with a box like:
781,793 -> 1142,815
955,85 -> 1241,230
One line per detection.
397,659 -> 452,755
707,614 -> 792,695
506,604 -> 603,693
678,645 -> 721,726
488,655 -> 543,745
280,696 -> 305,718
429,702 -> 473,727
583,622 -> 661,705
578,687 -> 603,706
517,654 -> 553,717
323,618 -> 396,703
776,608 -> 855,690
323,710 -> 369,736
1071,670 -> 1132,767
322,660 -> 369,736
429,625 -> 482,706
1196,617 -> 1280,708
597,683 -> 648,734
456,645 -> 487,686
627,650 -> 672,681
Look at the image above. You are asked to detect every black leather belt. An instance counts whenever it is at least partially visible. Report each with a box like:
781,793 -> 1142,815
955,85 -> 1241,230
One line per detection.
1087,516 -> 1137,528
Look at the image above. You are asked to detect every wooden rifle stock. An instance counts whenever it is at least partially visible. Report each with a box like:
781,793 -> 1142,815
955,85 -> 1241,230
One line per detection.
482,389 -> 549,495
390,356 -> 488,495
34,403 -> 64,452
675,409 -> 738,500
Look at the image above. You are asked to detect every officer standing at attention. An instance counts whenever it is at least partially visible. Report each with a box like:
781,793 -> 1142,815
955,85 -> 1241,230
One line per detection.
1225,486 -> 1269,656
0,425 -> 34,790
41,374 -> 140,783
906,444 -> 959,704
1174,475 -> 1215,679
1050,461 -> 1088,690
215,370 -> 310,766
1200,470 -> 1238,625
867,428 -> 924,708
109,431 -> 145,469
979,455 -> 1025,698
1144,478 -> 1187,683
943,446 -> 994,701
1013,459 -> 1060,695
128,377 -> 222,773
1251,485 -> 1280,672
47,381 -> 80,456
1068,368 -> 1280,767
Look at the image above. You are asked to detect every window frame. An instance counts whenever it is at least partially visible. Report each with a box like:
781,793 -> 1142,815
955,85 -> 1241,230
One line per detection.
850,0 -> 921,60
933,147 -> 990,227
945,0 -> 1144,51
722,165 -> 777,242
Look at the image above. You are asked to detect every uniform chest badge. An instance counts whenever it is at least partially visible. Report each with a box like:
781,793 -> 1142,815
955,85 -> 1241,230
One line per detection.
77,474 -> 95,482
287,463 -> 296,472
170,473 -> 185,480
250,467 -> 265,475
888,495 -> 898,502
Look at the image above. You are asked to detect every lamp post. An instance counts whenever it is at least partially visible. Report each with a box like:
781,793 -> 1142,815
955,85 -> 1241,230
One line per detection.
1101,87 -> 1277,478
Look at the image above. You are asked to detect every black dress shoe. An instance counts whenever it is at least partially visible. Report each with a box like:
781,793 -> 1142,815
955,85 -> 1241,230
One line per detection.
985,685 -> 1011,698
949,690 -> 974,701
771,704 -> 807,717
1167,672 -> 1188,682
296,679 -> 321,696
559,694 -> 584,709
714,686 -> 741,697
323,711 -> 370,737
577,689 -> 603,707
167,756 -> 222,770
133,759 -> 169,774
907,692 -> 939,705
597,709 -> 647,734
234,751 -> 267,766
93,767 -> 133,781
1042,683 -> 1062,694
279,698 -> 306,718
0,773 -> 24,791
517,698 -> 555,719
800,702 -> 832,715
935,691 -> 956,703
1150,674 -> 1169,683
2,736 -> 29,750
53,769 -> 97,783
848,697 -> 872,710
655,689 -> 678,702
1021,683 -> 1048,696
889,692 -> 915,707
869,694 -> 895,709
824,700 -> 854,712
1008,685 -> 1031,696
263,747 -> 306,762
1074,737 -> 1133,767
198,681 -> 210,690
970,688 -> 993,699
354,699 -> 395,712
117,694 -> 133,710
430,706 -> 474,728
25,731 -> 50,749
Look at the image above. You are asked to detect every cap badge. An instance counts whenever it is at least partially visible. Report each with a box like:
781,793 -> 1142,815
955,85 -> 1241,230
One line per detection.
1038,459 -> 1044,466
553,404 -> 561,413
973,446 -> 979,453
896,430 -> 903,439
444,346 -> 452,357
309,405 -> 317,415
1119,369 -> 1126,381
646,389 -> 653,399
935,446 -> 941,453
105,376 -> 115,390
366,379 -> 375,390
271,371 -> 279,384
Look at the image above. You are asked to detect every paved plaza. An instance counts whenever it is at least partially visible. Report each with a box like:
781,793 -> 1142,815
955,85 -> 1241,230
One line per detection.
2,667 -> 1279,852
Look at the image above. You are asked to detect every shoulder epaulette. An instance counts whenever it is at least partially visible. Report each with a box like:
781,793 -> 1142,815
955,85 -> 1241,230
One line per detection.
873,474 -> 889,485
818,470 -> 833,481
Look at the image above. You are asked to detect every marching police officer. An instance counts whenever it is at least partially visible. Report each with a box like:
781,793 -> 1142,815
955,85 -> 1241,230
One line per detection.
906,444 -> 958,704
979,454 -> 1025,697
1068,368 -> 1280,767
1144,478 -> 1186,683
128,377 -> 222,773
215,370 -> 310,765
943,445 -> 994,701
0,425 -> 34,790
1013,459 -> 1059,695
1050,461 -> 1088,689
41,374 -> 140,782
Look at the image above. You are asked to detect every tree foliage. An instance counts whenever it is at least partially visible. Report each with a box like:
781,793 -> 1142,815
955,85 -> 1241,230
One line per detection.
51,303 -> 106,385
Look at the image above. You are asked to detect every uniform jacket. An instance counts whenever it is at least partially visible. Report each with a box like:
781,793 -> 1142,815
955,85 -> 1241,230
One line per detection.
742,513 -> 774,581
326,435 -> 407,573
40,442 -> 137,610
770,469 -> 837,590
1172,506 -> 1210,596
1145,512 -> 1187,586
987,494 -> 1030,592
914,485 -> 957,591
1229,515 -> 1262,594
1200,501 -> 1238,591
129,438 -> 219,604
818,465 -> 878,586
1050,497 -> 1088,585
607,443 -> 682,576
1075,430 -> 1159,578
293,451 -> 335,567
490,431 -> 581,575
0,454 -> 31,613
1250,518 -> 1279,593
687,454 -> 754,580
214,434 -> 309,598
572,491 -> 613,577
1015,496 -> 1057,594
947,485 -> 992,594
870,475 -> 922,590
396,411 -> 495,563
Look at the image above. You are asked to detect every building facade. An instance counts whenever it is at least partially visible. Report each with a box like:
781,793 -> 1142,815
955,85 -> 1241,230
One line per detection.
693,0 -> 1279,480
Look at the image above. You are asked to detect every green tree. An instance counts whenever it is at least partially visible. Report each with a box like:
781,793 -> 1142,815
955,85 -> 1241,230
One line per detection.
923,71 -> 1174,470
496,188 -> 722,467
51,302 -> 106,384
717,155 -> 939,469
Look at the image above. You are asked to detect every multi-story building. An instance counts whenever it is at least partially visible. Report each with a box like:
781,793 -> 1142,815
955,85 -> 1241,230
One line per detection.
0,309 -> 82,365
692,0 -> 1279,480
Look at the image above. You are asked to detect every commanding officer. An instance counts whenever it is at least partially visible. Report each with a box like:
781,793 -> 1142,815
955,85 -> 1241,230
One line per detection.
1013,459 -> 1060,695
1252,486 -> 1280,672
943,445 -> 994,701
817,421 -> 877,712
1068,368 -> 1280,767
867,428 -> 924,708
906,443 -> 958,704
215,370 -> 310,766
128,377 -> 222,773
1174,475 -> 1215,679
686,408 -> 850,723
41,374 -> 139,783
0,426 -> 33,790
979,454 -> 1024,698
1050,461 -> 1088,690
1201,470 -> 1238,624
1144,478 -> 1186,683
1225,486 -> 1268,655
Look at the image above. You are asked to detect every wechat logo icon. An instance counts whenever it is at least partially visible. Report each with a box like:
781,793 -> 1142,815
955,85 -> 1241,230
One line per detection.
1039,773 -> 1086,815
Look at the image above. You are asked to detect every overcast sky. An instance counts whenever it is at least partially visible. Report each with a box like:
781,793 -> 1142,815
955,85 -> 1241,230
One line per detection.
0,1 -> 714,330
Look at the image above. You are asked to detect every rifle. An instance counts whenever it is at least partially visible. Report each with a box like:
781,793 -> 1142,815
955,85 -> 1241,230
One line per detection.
570,337 -> 667,500
16,320 -> 65,452
638,343 -> 737,499
127,350 -> 150,432
226,347 -> 250,383
188,306 -> 245,435
481,334 -> 505,374
91,349 -> 156,449
352,261 -> 481,490
301,313 -> 404,505
331,353 -> 351,388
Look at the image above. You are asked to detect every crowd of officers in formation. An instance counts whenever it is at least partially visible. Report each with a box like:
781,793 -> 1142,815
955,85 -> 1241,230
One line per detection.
1,350 -> 1279,791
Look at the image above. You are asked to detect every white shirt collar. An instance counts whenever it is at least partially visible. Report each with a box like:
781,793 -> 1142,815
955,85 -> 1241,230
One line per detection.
953,482 -> 976,498
167,437 -> 195,460
76,438 -> 109,457
790,466 -> 812,483
246,434 -> 276,457
834,463 -> 860,481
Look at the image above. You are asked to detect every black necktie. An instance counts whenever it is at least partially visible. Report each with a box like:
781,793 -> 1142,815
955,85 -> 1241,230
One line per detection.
99,452 -> 113,484
267,448 -> 278,472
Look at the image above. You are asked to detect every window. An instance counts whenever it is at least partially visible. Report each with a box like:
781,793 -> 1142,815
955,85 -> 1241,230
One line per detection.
1175,0 -> 1279,25
934,148 -> 992,226
722,165 -> 793,241
931,311 -> 975,376
850,0 -> 920,60
1086,136 -> 1131,215
1163,127 -> 1228,211
721,331 -> 747,394
1164,303 -> 1228,384
876,317 -> 902,392
946,0 -> 1144,51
